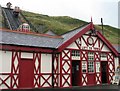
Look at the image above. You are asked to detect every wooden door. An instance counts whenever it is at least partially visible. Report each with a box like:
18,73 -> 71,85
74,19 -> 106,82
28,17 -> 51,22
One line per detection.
72,60 -> 81,86
19,58 -> 34,88
88,74 -> 95,85
101,61 -> 108,83
87,61 -> 95,85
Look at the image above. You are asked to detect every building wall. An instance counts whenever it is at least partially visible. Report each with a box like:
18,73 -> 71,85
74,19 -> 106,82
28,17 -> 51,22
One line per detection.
0,50 -> 12,89
114,57 -> 119,71
67,34 -> 111,52
60,33 -> 116,87
0,31 -> 119,89
40,53 -> 52,87
60,50 -> 71,87
0,50 -> 53,89
0,51 -> 12,73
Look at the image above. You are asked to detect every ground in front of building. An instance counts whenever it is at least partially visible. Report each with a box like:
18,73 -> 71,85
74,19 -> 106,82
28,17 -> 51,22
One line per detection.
1,84 -> 120,91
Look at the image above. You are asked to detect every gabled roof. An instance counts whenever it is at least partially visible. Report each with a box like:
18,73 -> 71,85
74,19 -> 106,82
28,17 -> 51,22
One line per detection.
0,22 -> 118,56
113,44 -> 120,54
0,29 -> 62,49
0,24 -> 90,49
57,23 -> 93,51
57,22 -> 118,56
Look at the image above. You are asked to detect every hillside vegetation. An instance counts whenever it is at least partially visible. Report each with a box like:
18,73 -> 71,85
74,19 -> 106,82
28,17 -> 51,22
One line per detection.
21,11 -> 88,34
22,10 -> 120,44
95,25 -> 120,44
1,9 -> 120,44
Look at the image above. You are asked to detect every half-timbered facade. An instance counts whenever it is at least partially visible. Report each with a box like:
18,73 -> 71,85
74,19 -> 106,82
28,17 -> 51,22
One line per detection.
0,22 -> 119,89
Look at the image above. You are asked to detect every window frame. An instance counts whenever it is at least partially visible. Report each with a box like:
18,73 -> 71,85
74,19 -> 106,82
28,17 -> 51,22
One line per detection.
100,53 -> 107,60
88,52 -> 94,73
71,50 -> 80,57
82,61 -> 87,73
88,52 -> 94,61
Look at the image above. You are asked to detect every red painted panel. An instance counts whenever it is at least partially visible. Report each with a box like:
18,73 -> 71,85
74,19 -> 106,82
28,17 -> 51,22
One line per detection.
19,59 -> 34,88
1,45 -> 53,53
87,74 -> 95,85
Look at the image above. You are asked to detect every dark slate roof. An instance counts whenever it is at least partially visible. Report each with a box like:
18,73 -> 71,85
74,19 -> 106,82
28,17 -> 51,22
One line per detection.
113,45 -> 120,53
0,24 -> 89,49
58,25 -> 88,47
45,30 -> 57,36
0,30 -> 63,48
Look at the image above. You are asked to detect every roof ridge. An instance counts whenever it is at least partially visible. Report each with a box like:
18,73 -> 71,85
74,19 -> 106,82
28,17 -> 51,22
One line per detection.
0,28 -> 62,39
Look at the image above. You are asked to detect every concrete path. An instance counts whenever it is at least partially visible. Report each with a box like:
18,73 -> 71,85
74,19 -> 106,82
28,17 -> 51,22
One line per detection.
1,84 -> 120,91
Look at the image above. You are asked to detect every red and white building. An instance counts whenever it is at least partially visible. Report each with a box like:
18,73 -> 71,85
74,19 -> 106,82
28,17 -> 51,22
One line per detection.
0,22 -> 119,89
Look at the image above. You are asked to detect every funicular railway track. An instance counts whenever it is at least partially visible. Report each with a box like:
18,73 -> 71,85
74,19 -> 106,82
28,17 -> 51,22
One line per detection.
2,7 -> 22,30
2,7 -> 38,32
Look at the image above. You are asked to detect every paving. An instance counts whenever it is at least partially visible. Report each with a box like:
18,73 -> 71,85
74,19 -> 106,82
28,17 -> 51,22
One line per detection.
1,84 -> 120,91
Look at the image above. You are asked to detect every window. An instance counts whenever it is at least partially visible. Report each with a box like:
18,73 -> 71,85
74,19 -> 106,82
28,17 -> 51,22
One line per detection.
82,61 -> 87,73
72,50 -> 80,60
88,52 -> 94,60
101,53 -> 107,60
88,52 -> 94,73
72,50 -> 80,56
101,53 -> 107,57
96,62 -> 100,72
88,61 -> 94,72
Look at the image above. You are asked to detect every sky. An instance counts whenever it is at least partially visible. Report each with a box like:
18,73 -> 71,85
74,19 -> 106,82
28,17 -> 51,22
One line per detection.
0,0 -> 119,28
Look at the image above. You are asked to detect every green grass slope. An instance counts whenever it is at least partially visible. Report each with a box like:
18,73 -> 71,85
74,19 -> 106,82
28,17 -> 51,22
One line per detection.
22,10 -> 119,44
21,11 -> 88,35
95,25 -> 120,44
1,9 -> 119,44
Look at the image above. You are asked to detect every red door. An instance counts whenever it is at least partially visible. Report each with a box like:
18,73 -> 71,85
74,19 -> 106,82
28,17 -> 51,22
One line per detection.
88,74 -> 95,85
87,61 -> 95,85
19,58 -> 34,88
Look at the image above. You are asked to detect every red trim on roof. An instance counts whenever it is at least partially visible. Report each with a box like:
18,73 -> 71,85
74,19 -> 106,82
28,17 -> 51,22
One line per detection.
58,23 -> 92,52
0,28 -> 62,39
90,21 -> 94,30
57,22 -> 118,56
0,45 -> 53,53
96,31 -> 118,56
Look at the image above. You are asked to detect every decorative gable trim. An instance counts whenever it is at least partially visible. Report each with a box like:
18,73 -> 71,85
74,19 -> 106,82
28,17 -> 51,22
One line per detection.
96,31 -> 118,56
58,23 -> 92,52
57,22 -> 118,56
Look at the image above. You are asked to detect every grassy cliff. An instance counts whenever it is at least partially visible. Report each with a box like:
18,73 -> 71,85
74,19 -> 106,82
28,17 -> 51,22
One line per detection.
22,10 -> 119,44
1,9 -> 119,44
21,11 -> 88,34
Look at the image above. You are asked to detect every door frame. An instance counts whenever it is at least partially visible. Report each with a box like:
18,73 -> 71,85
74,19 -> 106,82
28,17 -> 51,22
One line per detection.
72,60 -> 81,86
101,61 -> 108,84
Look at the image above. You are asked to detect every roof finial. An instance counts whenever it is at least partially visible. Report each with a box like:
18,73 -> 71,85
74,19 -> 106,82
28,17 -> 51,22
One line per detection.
91,17 -> 93,23
90,17 -> 94,30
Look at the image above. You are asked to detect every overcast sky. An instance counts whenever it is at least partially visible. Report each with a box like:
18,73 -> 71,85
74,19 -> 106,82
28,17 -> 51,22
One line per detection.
0,0 -> 119,28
